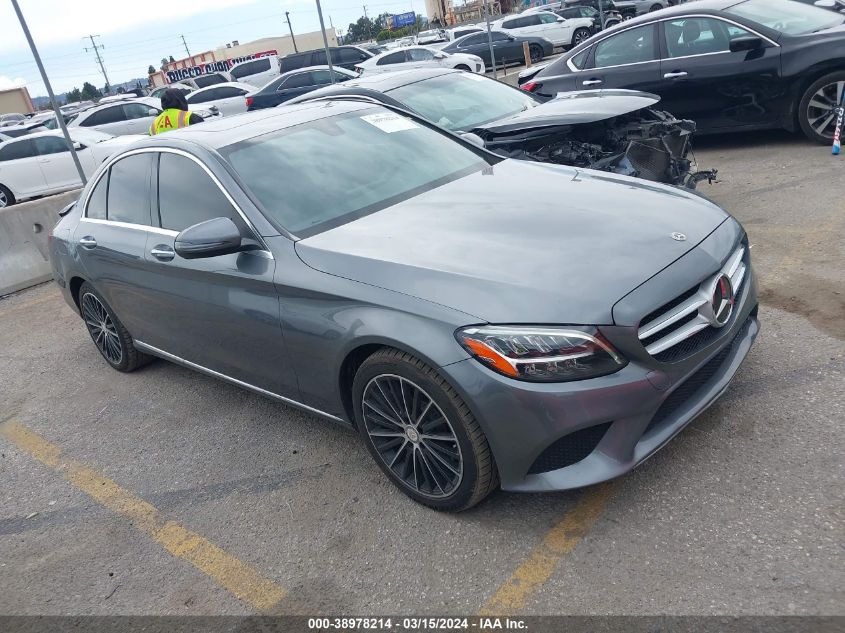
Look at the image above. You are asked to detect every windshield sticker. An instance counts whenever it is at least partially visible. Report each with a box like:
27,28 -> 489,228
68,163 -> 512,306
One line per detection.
361,113 -> 419,133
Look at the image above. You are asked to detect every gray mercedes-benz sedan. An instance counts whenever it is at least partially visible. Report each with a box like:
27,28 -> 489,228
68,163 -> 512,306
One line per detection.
49,100 -> 759,511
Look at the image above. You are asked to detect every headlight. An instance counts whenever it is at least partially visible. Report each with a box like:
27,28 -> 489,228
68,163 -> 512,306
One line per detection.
455,326 -> 627,383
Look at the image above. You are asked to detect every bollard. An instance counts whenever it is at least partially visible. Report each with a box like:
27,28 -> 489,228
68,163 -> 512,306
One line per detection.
523,41 -> 532,68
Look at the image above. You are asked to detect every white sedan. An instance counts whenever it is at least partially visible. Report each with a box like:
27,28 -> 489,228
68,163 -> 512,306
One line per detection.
68,97 -> 162,136
185,81 -> 253,116
0,129 -> 137,207
355,47 -> 485,76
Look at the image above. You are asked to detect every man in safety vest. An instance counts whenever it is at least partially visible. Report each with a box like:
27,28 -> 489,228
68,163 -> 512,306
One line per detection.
149,88 -> 204,135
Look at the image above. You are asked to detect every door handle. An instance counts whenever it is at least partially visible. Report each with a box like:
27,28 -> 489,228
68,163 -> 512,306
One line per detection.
150,245 -> 175,261
582,79 -> 603,86
663,71 -> 688,79
78,236 -> 97,248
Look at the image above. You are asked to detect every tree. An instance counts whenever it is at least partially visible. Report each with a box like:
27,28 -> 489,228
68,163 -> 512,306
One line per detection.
80,81 -> 102,101
345,16 -> 380,43
66,87 -> 82,103
147,65 -> 156,75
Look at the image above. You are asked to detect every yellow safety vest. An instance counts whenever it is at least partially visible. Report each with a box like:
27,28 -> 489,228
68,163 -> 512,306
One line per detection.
149,108 -> 192,135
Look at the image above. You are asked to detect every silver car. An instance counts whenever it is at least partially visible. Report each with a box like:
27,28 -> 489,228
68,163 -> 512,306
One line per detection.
49,100 -> 758,511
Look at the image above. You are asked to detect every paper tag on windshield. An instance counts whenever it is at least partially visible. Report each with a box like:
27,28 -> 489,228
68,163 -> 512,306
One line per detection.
361,113 -> 419,133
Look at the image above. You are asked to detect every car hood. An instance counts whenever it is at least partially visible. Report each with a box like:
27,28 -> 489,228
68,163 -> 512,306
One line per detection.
474,89 -> 662,134
295,159 -> 729,325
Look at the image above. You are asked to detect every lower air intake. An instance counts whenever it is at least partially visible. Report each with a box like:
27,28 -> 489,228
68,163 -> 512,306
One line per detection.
528,422 -> 612,475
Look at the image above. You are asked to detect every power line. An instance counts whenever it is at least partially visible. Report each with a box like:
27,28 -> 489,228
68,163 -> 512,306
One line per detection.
83,34 -> 111,93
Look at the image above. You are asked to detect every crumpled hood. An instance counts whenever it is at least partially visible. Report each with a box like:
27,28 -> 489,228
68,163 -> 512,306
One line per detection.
474,89 -> 662,134
295,159 -> 728,325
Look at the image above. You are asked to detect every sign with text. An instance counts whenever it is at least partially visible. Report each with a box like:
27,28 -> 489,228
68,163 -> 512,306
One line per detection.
391,12 -> 416,28
165,50 -> 277,83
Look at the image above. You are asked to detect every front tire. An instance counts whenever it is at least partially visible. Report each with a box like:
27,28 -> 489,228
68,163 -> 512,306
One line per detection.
649,3 -> 663,11
798,71 -> 845,144
455,64 -> 471,71
353,348 -> 498,511
78,282 -> 151,372
528,44 -> 544,64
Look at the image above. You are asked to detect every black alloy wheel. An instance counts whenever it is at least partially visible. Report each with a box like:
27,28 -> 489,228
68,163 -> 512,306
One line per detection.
529,44 -> 543,63
800,73 -> 845,143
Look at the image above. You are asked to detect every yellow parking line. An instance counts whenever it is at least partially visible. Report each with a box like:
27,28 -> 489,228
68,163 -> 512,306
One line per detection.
479,482 -> 617,615
0,419 -> 287,612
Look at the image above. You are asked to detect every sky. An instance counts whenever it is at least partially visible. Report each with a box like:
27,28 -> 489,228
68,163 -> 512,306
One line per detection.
1,0 -> 422,97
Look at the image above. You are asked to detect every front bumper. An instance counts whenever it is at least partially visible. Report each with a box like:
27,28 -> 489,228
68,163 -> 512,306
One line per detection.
440,248 -> 759,492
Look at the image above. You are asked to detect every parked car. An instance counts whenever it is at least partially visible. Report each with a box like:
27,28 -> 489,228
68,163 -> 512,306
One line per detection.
246,66 -> 356,110
0,113 -> 26,127
0,117 -> 52,138
149,83 -> 193,99
442,30 -> 554,66
280,46 -> 373,72
49,100 -> 758,510
355,46 -> 486,75
618,0 -> 672,16
521,0 -> 845,142
185,82 -> 253,116
181,72 -> 232,90
494,10 -> 595,48
791,0 -> 845,12
557,4 -> 624,29
447,26 -> 484,40
0,132 -> 12,143
0,129 -> 137,207
229,56 -> 282,88
68,97 -> 162,136
288,68 -> 711,187
416,29 -> 446,44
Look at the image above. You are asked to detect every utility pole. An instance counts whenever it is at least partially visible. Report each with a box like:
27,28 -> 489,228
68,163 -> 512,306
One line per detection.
10,0 -> 86,185
482,0 -> 497,79
84,34 -> 111,95
285,11 -> 298,52
315,0 -> 336,84
180,35 -> 191,58
363,4 -> 368,19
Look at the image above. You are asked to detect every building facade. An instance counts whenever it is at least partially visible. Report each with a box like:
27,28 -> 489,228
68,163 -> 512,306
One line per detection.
0,87 -> 34,115
148,29 -> 338,88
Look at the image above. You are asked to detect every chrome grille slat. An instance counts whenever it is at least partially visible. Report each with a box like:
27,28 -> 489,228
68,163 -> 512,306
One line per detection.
638,294 -> 707,340
638,244 -> 748,360
645,315 -> 711,355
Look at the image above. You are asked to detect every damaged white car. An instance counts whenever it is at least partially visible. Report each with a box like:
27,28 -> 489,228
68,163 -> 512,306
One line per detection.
287,67 -> 716,188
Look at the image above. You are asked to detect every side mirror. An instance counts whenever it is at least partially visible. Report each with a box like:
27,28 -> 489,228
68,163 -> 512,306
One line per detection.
434,51 -> 448,59
72,141 -> 85,150
557,17 -> 566,22
147,108 -> 158,116
174,217 -> 244,259
729,36 -> 763,53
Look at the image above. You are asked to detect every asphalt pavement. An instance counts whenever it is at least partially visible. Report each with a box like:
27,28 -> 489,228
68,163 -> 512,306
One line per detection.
0,128 -> 842,617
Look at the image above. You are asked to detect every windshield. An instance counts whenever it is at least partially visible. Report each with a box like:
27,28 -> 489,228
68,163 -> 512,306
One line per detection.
388,73 -> 538,132
726,0 -> 844,35
222,107 -> 488,236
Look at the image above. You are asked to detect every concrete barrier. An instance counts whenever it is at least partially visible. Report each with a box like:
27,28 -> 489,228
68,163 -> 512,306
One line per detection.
0,190 -> 81,296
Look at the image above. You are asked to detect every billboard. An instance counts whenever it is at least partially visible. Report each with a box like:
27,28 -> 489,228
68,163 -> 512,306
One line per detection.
392,11 -> 416,28
165,50 -> 277,83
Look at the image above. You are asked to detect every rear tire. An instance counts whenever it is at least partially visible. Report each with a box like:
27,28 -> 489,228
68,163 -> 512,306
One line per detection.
571,28 -> 591,48
528,44 -> 543,63
0,184 -> 14,208
798,71 -> 845,144
78,282 -> 152,372
353,348 -> 498,511
649,3 -> 663,11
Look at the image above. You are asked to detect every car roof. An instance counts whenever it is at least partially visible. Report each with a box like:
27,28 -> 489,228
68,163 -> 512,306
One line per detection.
131,99 -> 376,150
308,67 -> 460,93
187,81 -> 254,96
615,0 -> 746,26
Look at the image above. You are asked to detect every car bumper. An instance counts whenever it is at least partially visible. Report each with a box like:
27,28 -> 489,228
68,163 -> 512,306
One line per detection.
440,263 -> 759,492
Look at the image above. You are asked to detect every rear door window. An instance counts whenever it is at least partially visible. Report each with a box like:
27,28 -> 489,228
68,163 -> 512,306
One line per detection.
106,154 -> 153,225
594,23 -> 657,68
281,72 -> 313,89
123,103 -> 158,120
0,138 -> 36,161
378,51 -> 408,65
81,106 -> 124,127
336,48 -> 369,63
86,172 -> 108,220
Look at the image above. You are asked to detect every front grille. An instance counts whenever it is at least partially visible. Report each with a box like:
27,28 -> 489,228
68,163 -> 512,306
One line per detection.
637,244 -> 748,363
645,317 -> 751,435
527,422 -> 612,475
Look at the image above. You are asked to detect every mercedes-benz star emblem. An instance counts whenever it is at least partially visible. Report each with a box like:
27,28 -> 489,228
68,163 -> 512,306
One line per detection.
707,274 -> 735,328
671,232 -> 687,241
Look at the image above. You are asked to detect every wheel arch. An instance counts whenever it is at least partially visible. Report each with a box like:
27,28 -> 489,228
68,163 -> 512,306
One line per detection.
68,275 -> 88,312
